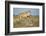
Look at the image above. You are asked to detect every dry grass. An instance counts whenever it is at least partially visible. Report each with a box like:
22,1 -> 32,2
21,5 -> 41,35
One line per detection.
32,16 -> 39,27
13,16 -> 39,28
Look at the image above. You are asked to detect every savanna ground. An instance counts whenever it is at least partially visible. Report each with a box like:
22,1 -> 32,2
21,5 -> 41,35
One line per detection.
13,16 -> 39,28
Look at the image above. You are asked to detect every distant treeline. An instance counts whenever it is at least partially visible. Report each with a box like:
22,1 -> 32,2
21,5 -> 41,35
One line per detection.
13,15 -> 39,16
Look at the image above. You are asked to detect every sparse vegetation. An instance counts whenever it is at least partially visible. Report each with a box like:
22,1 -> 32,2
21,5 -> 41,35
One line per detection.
13,16 -> 39,28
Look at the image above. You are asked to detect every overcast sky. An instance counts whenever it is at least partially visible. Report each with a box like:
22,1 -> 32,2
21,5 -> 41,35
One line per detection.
13,8 -> 39,16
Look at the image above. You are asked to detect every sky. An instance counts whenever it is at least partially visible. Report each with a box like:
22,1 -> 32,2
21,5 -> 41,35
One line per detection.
13,8 -> 39,16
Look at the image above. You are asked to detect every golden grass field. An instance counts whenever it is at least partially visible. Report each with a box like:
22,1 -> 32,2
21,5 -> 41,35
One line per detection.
13,16 -> 39,28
